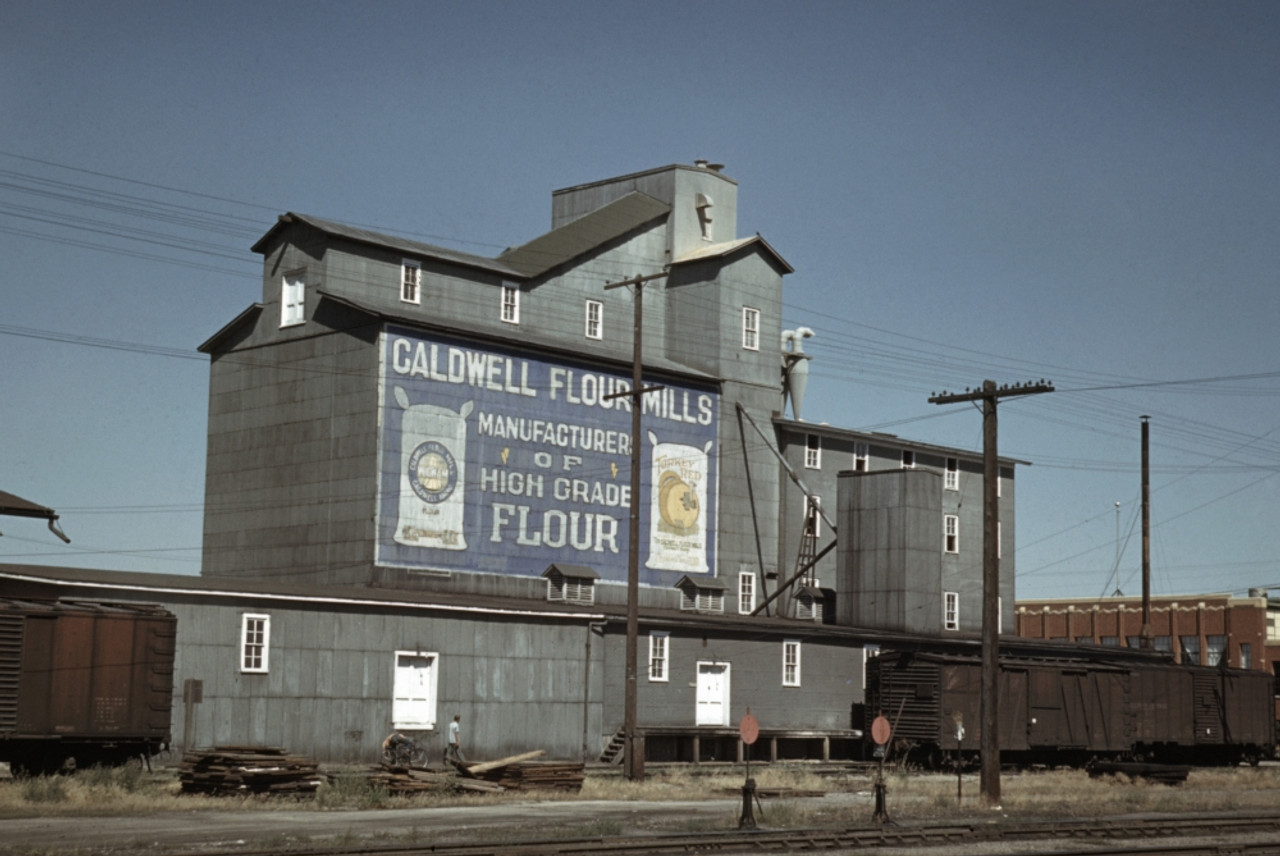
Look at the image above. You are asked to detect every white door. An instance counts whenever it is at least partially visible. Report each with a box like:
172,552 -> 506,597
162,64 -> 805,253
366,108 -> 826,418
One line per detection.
696,661 -> 731,726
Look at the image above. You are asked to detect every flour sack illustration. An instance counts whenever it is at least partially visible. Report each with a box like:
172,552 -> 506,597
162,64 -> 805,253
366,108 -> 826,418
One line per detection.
393,385 -> 472,550
645,431 -> 713,573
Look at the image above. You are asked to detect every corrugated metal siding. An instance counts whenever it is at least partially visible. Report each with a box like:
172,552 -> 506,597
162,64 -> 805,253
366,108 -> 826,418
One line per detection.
0,614 -> 21,730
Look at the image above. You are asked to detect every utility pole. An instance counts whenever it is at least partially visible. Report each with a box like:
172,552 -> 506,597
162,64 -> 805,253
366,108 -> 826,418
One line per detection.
1140,416 -> 1153,650
604,271 -> 667,782
929,378 -> 1053,806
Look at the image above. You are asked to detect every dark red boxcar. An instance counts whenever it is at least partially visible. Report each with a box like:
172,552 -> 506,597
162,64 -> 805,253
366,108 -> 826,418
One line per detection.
0,599 -> 176,774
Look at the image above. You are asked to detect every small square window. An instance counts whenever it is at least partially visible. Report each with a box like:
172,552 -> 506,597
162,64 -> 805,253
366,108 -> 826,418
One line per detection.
280,273 -> 305,327
585,299 -> 603,340
240,613 -> 270,673
804,434 -> 821,469
501,282 -> 520,324
401,260 -> 421,304
901,450 -> 915,469
742,307 -> 760,351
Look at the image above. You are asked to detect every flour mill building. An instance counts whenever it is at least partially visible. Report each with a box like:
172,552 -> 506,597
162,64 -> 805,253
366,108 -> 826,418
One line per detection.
1,162 -> 1020,763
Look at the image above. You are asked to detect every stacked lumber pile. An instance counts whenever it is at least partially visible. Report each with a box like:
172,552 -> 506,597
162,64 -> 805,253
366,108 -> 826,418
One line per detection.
179,746 -> 323,795
367,765 -> 464,795
458,750 -> 585,792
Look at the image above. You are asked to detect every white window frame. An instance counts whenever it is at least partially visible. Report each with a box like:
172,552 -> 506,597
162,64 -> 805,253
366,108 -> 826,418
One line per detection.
853,442 -> 869,472
783,640 -> 801,687
738,571 -> 756,615
501,282 -> 520,324
944,592 -> 959,631
392,650 -> 439,730
648,632 -> 669,682
901,449 -> 915,469
742,306 -> 760,351
804,434 -> 821,469
944,514 -> 959,554
401,260 -> 421,305
945,457 -> 959,491
240,613 -> 270,673
802,494 -> 822,539
585,299 -> 603,340
280,273 -> 305,327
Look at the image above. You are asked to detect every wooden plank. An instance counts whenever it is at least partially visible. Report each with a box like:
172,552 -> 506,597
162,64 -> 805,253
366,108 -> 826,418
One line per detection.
462,749 -> 545,775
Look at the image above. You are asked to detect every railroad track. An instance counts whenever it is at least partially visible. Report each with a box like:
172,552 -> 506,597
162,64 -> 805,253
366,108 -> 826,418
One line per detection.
179,811 -> 1280,856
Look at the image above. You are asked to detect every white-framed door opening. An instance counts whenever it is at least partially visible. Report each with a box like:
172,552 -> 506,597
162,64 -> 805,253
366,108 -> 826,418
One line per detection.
695,661 -> 731,726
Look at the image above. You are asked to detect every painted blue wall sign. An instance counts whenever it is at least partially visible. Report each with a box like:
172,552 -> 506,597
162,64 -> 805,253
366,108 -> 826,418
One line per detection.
375,326 -> 719,585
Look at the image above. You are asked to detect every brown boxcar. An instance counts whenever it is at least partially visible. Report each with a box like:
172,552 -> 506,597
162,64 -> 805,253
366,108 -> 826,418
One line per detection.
0,599 -> 176,775
866,645 -> 1274,767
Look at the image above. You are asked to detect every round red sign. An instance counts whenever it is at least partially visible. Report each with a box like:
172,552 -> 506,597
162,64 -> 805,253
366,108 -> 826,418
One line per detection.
739,712 -> 760,745
870,715 -> 892,746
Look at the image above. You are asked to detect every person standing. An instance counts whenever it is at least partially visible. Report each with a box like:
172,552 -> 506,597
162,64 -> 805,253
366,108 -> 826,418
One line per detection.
444,714 -> 462,764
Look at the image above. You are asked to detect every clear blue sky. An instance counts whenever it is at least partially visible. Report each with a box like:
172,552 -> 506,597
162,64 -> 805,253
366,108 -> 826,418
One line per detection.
2,0 -> 1277,600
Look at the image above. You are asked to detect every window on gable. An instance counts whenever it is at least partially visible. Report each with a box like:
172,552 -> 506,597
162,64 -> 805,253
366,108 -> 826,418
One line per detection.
742,307 -> 760,351
501,282 -> 520,324
240,613 -> 270,673
738,570 -> 756,615
804,434 -> 821,469
944,514 -> 959,554
585,299 -> 603,340
649,632 -> 669,682
944,592 -> 959,631
392,650 -> 438,729
853,442 -> 869,472
783,640 -> 801,687
945,457 -> 959,491
401,260 -> 421,304
680,585 -> 724,613
280,273 -> 305,327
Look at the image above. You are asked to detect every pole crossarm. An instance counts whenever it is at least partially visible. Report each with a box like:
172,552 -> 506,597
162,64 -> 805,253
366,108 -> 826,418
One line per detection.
928,380 -> 1054,405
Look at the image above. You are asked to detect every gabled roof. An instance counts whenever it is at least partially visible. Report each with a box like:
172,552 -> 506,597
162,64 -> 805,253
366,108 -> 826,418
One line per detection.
198,303 -> 263,354
543,563 -> 600,580
672,234 -> 794,274
498,192 -> 670,278
251,213 -> 525,278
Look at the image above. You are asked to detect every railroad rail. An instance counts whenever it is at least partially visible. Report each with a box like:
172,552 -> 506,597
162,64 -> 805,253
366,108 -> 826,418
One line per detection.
176,811 -> 1280,856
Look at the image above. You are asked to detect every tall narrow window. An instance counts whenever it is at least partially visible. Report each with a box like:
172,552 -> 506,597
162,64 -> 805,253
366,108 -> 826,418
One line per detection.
945,457 -> 959,490
802,495 -> 822,539
804,434 -> 821,469
738,571 -> 756,615
901,449 -> 915,469
944,592 -> 959,631
392,650 -> 438,729
782,640 -> 801,687
240,613 -> 270,673
649,632 -> 669,682
585,299 -> 603,340
501,282 -> 520,324
853,442 -> 869,472
1241,642 -> 1253,669
944,514 -> 959,553
742,307 -> 760,351
401,260 -> 421,304
280,273 -> 305,327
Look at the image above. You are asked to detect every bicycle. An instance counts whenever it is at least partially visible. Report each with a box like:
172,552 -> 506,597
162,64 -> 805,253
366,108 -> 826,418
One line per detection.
381,733 -> 429,768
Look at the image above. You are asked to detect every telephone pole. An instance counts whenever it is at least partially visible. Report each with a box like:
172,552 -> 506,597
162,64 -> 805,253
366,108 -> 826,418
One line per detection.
929,379 -> 1053,805
604,271 -> 667,781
